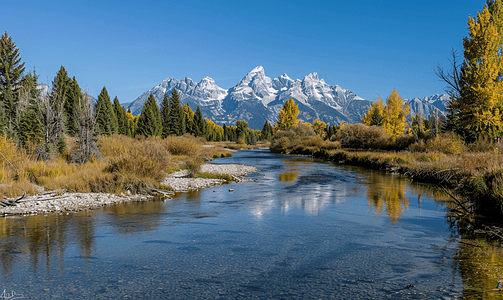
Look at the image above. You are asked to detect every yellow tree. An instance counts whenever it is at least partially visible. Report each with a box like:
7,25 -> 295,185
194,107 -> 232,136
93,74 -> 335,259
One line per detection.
382,89 -> 409,137
362,96 -> 385,126
312,119 -> 327,139
205,119 -> 223,141
451,6 -> 503,139
275,99 -> 299,130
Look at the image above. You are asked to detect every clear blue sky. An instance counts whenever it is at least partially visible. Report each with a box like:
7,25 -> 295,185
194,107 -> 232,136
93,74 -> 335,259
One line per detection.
3,0 -> 484,103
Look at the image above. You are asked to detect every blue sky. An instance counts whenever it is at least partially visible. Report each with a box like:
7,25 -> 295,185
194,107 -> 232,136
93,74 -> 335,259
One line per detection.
3,0 -> 484,103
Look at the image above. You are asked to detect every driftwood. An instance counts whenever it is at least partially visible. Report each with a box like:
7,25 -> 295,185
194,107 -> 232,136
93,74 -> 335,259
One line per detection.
0,189 -> 68,207
149,188 -> 175,197
0,191 -> 26,207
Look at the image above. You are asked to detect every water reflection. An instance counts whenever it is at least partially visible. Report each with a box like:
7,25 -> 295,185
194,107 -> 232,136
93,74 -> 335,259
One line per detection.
103,198 -> 166,234
0,214 -> 74,276
364,171 -> 410,224
0,150 -> 494,299
278,172 -> 299,182
457,238 -> 503,299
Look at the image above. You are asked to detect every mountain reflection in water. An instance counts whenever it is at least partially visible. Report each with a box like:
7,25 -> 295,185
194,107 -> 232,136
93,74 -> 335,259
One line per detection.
0,150 -> 498,299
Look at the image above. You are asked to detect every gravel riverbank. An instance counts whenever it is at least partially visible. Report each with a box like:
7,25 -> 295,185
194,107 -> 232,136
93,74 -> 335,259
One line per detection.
1,163 -> 259,216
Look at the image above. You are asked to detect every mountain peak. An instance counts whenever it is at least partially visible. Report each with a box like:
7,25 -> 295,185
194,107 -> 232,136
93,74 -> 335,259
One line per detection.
303,72 -> 319,82
249,66 -> 265,74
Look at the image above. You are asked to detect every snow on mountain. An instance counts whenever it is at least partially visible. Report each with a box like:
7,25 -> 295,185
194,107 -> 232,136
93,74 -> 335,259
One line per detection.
406,94 -> 449,118
126,66 -> 449,129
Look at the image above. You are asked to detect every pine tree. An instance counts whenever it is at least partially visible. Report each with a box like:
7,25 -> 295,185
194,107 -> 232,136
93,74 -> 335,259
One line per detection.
136,94 -> 162,137
382,89 -> 409,137
113,96 -> 128,135
362,96 -> 385,126
160,93 -> 170,138
17,71 -> 43,146
193,106 -> 206,137
94,86 -> 114,136
0,31 -> 26,133
260,120 -> 273,141
64,76 -> 81,136
276,99 -> 300,130
183,104 -> 195,135
168,88 -> 185,135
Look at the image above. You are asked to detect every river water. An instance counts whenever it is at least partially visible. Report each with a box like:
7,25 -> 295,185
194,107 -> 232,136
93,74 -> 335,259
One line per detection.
1,150 -> 501,299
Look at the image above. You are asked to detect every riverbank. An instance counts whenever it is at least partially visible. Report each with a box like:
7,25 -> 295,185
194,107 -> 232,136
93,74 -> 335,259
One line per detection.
0,163 -> 259,216
287,147 -> 503,222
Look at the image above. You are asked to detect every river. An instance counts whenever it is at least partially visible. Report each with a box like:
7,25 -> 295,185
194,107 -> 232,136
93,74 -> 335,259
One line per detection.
0,150 -> 501,299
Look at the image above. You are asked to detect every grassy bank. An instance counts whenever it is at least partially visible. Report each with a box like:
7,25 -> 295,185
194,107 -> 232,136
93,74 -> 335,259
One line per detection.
270,124 -> 503,225
0,134 -> 233,198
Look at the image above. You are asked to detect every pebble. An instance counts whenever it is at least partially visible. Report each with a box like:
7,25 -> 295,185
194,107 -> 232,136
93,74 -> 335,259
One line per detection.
1,163 -> 258,216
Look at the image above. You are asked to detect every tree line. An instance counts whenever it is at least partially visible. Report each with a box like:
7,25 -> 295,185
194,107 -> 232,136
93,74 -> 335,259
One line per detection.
0,31 -> 278,163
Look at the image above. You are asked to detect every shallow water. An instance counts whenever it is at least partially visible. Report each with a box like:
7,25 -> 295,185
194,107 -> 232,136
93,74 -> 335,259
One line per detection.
0,149 -> 492,299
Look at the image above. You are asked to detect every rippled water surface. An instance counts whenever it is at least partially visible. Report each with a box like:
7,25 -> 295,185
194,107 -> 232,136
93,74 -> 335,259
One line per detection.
0,150 -> 477,299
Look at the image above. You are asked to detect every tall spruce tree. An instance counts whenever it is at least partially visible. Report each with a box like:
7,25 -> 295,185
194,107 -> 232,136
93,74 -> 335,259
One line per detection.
94,86 -> 115,136
168,88 -> 185,135
136,94 -> 162,137
64,76 -> 81,136
0,31 -> 26,135
193,106 -> 206,137
113,96 -> 128,135
17,71 -> 43,146
160,93 -> 170,138
260,120 -> 273,141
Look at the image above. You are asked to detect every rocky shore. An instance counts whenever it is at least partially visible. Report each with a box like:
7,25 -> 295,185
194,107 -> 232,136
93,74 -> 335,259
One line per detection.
0,163 -> 258,216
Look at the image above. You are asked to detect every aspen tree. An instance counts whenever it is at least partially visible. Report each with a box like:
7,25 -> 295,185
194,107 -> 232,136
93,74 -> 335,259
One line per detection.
276,99 -> 299,130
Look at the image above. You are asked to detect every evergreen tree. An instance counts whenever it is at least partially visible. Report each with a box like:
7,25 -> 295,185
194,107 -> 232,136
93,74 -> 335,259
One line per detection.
275,99 -> 299,130
136,94 -> 162,137
260,120 -> 273,141
113,96 -> 128,135
0,31 -> 26,133
193,106 -> 206,137
327,125 -> 339,140
64,76 -> 81,136
160,93 -> 170,138
183,104 -> 195,135
17,71 -> 43,146
94,86 -> 115,136
168,88 -> 185,135
223,124 -> 229,141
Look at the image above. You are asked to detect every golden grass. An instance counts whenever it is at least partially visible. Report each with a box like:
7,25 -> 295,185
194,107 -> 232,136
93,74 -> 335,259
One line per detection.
0,134 -> 237,198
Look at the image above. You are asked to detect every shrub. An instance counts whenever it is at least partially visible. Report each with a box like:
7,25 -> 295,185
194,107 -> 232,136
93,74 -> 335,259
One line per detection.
164,135 -> 200,156
468,135 -> 498,153
426,132 -> 465,155
334,124 -> 389,149
271,136 -> 291,153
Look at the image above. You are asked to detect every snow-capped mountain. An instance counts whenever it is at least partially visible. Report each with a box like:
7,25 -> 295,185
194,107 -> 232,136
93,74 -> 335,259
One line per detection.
127,66 -> 448,129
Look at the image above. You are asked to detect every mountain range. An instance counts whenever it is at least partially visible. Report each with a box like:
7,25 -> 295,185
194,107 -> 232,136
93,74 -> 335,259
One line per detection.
123,66 -> 448,129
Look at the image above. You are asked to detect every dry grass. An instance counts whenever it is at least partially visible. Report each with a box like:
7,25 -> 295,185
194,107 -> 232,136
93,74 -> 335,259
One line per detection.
0,134 -> 236,198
